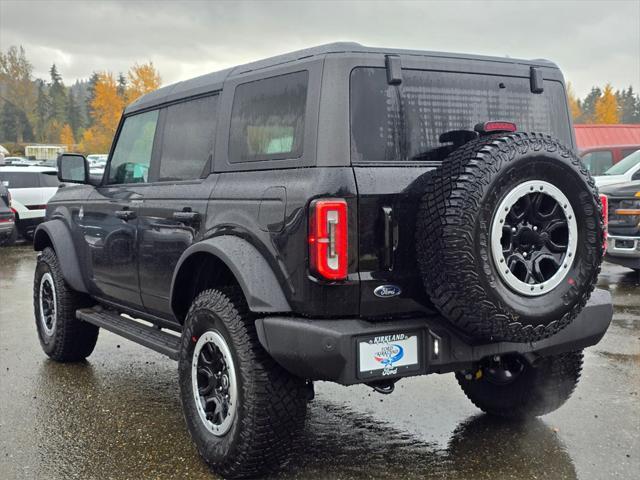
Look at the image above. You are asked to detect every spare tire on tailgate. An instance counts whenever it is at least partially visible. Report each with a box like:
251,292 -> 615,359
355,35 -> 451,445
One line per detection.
416,132 -> 604,342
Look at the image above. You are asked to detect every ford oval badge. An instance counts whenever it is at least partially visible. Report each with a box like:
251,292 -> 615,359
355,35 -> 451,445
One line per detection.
374,285 -> 402,298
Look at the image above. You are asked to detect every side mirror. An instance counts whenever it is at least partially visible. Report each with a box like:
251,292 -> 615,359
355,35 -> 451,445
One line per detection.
57,154 -> 89,184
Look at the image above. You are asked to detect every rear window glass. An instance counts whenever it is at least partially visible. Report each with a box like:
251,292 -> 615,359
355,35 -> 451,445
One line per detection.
39,172 -> 60,187
0,172 -> 39,188
158,95 -> 218,181
350,67 -> 572,163
621,148 -> 639,159
229,71 -> 308,163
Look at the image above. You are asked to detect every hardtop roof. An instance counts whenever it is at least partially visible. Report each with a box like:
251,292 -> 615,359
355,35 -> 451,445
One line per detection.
125,42 -> 559,114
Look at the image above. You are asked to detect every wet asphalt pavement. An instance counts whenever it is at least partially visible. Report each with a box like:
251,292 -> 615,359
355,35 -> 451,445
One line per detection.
0,244 -> 638,480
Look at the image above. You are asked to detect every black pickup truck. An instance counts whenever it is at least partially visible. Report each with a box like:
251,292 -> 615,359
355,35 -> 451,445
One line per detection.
601,180 -> 640,271
33,43 -> 611,478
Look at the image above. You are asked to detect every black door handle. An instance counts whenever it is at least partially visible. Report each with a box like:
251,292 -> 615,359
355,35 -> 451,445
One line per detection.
172,211 -> 200,223
382,206 -> 398,270
115,209 -> 136,220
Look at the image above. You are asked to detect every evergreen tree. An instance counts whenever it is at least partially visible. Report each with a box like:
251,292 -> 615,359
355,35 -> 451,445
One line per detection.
71,79 -> 90,130
616,87 -> 640,123
48,64 -> 67,126
85,72 -> 100,127
117,72 -> 127,98
579,87 -> 602,123
34,79 -> 50,142
0,101 -> 34,143
66,90 -> 81,137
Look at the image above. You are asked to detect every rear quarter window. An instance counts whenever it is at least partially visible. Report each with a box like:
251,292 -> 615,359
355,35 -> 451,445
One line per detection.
0,172 -> 39,188
39,172 -> 60,187
229,71 -> 308,163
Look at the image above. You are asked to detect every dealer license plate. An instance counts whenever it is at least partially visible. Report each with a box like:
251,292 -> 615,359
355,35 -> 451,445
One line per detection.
358,332 -> 420,379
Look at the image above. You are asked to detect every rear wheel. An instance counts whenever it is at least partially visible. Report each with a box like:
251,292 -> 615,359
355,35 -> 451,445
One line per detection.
33,247 -> 99,361
416,133 -> 604,342
178,288 -> 307,478
455,351 -> 583,418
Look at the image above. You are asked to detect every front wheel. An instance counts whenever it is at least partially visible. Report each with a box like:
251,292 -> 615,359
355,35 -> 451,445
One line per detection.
178,289 -> 307,478
33,247 -> 99,361
456,351 -> 583,418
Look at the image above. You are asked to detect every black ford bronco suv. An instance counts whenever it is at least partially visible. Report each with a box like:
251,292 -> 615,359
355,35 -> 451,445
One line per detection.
33,43 -> 612,478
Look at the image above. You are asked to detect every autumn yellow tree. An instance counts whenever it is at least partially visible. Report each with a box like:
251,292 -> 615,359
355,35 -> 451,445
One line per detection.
566,82 -> 582,121
594,84 -> 620,124
126,62 -> 161,104
59,123 -> 75,147
80,72 -> 124,152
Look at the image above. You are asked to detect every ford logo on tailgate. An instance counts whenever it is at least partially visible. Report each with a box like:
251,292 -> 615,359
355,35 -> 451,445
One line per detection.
374,285 -> 402,298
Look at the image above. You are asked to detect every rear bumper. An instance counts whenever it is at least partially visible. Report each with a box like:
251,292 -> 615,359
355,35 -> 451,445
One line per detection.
256,289 -> 613,385
0,222 -> 14,235
606,234 -> 640,269
0,214 -> 15,234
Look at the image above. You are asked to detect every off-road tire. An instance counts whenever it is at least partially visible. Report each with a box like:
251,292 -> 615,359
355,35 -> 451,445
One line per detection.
416,133 -> 604,342
33,247 -> 99,361
456,351 -> 583,418
178,288 -> 307,479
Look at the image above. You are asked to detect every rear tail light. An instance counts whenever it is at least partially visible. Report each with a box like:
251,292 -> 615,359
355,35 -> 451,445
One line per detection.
474,121 -> 517,134
309,199 -> 348,280
600,194 -> 608,250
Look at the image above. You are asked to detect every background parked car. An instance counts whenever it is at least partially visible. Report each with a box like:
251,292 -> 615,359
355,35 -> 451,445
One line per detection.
593,149 -> 640,187
600,180 -> 640,272
0,182 -> 17,246
3,157 -> 41,166
87,153 -> 108,176
0,166 -> 59,241
575,124 -> 640,175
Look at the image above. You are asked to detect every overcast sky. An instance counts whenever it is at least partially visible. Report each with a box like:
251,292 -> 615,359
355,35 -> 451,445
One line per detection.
1,0 -> 638,97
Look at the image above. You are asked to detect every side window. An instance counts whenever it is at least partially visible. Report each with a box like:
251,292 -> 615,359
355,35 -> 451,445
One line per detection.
581,151 -> 613,176
158,95 -> 218,181
621,148 -> 639,159
0,172 -> 37,188
108,110 -> 159,184
229,71 -> 308,163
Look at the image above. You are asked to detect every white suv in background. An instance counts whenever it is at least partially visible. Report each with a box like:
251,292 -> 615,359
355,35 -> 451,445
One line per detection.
0,166 -> 59,240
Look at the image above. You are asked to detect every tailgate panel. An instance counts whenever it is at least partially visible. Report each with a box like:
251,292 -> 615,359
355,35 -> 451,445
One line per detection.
354,166 -> 437,318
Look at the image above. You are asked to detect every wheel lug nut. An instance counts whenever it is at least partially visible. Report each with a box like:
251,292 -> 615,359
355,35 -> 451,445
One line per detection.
523,252 -> 527,257
512,227 -> 517,233
533,226 -> 538,231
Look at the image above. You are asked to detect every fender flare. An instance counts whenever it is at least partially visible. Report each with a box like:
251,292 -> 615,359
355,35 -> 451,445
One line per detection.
33,219 -> 88,293
170,236 -> 291,315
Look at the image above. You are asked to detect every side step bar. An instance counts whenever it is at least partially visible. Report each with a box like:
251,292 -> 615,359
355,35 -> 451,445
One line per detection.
76,308 -> 181,360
